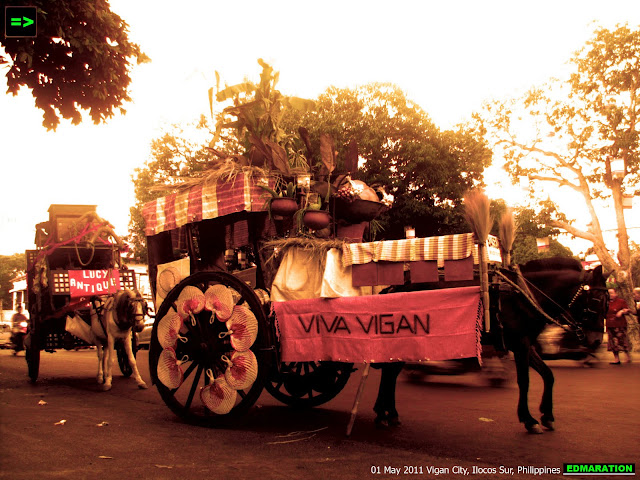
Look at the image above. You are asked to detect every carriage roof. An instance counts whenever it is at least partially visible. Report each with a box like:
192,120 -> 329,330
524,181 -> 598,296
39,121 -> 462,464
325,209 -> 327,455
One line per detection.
142,172 -> 270,237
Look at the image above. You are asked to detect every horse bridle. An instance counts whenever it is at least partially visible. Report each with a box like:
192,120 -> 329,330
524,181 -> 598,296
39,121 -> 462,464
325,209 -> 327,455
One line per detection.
533,273 -> 609,340
567,282 -> 609,327
497,269 -> 608,341
112,292 -> 147,331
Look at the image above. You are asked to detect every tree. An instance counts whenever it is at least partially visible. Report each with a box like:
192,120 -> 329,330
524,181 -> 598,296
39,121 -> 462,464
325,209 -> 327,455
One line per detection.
283,83 -> 492,239
128,117 -> 215,263
510,207 -> 575,264
0,0 -> 148,130
479,24 -> 640,346
0,254 -> 26,307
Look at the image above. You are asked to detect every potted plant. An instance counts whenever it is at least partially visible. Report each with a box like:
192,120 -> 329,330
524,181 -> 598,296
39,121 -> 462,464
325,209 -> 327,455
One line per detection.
300,193 -> 331,230
259,182 -> 298,217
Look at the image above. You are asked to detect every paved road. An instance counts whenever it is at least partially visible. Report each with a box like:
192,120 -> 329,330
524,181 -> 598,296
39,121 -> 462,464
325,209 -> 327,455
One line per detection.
0,348 -> 638,480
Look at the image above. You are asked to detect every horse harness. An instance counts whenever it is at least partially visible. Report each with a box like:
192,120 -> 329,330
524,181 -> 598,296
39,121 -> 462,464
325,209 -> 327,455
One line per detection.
90,292 -> 146,341
494,268 -> 607,341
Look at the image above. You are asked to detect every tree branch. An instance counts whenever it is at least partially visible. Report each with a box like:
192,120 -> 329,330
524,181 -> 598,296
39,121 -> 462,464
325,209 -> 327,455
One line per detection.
548,220 -> 596,243
528,174 -> 582,192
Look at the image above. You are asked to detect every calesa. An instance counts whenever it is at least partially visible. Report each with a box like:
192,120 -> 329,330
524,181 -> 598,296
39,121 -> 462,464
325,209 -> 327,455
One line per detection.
296,313 -> 430,335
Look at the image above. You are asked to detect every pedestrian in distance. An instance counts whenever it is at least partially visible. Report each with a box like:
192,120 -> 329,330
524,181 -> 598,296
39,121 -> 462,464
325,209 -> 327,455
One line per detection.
10,304 -> 28,355
605,288 -> 631,365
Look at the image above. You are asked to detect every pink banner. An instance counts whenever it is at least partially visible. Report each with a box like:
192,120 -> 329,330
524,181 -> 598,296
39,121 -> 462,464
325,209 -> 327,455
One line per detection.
69,270 -> 121,297
273,286 -> 482,363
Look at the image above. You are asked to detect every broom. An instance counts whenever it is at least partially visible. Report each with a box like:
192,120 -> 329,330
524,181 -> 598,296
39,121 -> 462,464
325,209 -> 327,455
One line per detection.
498,208 -> 516,267
464,190 -> 492,332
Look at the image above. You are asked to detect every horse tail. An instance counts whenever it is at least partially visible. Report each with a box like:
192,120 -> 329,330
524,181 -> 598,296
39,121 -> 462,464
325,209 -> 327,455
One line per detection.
498,208 -> 516,266
463,190 -> 492,244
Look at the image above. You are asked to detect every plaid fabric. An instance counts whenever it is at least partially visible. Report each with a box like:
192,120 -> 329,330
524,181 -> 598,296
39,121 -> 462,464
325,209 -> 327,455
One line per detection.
342,233 -> 483,267
143,174 -> 273,236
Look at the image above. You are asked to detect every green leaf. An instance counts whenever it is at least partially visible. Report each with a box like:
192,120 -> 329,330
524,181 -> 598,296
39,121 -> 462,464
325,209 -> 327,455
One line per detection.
216,82 -> 254,102
285,96 -> 316,112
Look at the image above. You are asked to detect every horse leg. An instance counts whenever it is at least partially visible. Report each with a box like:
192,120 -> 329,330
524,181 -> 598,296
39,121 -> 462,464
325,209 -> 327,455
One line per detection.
529,347 -> 554,430
123,332 -> 147,389
102,336 -> 115,391
96,343 -> 104,384
513,345 -> 542,433
373,362 -> 404,427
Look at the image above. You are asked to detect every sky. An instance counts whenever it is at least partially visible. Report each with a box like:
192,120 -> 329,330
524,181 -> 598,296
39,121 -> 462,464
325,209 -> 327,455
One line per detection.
1,0 -> 639,256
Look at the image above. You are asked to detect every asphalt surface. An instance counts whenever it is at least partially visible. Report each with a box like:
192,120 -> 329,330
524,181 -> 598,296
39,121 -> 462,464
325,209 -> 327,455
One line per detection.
0,348 -> 638,480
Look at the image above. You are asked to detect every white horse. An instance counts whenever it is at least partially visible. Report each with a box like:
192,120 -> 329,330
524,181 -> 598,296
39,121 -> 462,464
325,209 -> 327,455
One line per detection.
90,290 -> 148,391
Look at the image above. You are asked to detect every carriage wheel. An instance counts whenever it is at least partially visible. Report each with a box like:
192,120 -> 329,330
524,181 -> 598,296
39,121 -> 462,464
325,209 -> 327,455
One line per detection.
25,329 -> 40,383
265,361 -> 354,408
149,271 -> 273,427
117,334 -> 138,378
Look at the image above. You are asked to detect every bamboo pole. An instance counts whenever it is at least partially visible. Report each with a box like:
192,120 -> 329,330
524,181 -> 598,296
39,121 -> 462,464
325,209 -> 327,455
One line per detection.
478,241 -> 491,333
346,363 -> 371,437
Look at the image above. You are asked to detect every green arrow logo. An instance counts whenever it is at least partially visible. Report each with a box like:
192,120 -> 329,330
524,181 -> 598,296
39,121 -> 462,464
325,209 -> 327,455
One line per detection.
9,16 -> 34,27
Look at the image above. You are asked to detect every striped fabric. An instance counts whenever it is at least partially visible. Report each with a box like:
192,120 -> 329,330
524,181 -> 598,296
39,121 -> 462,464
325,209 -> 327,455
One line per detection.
143,173 -> 273,236
342,233 -> 494,267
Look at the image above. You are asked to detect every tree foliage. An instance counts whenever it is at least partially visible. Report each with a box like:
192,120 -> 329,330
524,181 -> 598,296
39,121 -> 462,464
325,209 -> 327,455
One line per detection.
479,24 -> 640,344
127,117 -> 215,263
283,84 -> 492,239
0,254 -> 26,307
0,0 -> 149,130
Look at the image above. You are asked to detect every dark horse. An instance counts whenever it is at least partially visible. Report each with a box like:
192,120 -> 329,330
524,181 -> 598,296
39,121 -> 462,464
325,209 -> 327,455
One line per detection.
501,257 -> 608,432
372,257 -> 609,433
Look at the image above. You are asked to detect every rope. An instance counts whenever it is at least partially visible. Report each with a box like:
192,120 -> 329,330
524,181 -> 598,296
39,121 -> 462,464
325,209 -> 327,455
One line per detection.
495,270 -> 579,335
30,222 -> 107,271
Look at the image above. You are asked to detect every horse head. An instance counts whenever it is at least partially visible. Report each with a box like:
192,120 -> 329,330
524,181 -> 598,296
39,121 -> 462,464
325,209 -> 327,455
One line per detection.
114,289 -> 147,333
573,265 -> 609,334
519,258 -> 609,340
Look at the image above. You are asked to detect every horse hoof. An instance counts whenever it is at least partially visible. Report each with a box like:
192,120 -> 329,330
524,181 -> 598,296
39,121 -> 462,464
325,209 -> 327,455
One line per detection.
542,420 -> 555,431
138,383 -> 148,389
102,384 -> 112,392
374,417 -> 389,429
526,424 -> 544,434
387,416 -> 401,427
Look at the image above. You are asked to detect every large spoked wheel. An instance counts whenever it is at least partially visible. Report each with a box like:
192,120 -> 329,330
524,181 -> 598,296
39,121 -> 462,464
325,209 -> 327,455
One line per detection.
117,334 -> 138,378
149,271 -> 274,427
265,361 -> 354,408
25,327 -> 40,383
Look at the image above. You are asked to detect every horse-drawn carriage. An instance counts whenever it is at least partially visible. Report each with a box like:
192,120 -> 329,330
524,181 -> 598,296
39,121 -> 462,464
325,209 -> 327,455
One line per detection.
141,171 -> 522,429
24,205 -> 144,384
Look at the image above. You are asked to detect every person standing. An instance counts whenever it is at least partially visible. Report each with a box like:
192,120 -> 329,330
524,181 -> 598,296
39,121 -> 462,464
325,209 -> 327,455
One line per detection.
605,288 -> 631,364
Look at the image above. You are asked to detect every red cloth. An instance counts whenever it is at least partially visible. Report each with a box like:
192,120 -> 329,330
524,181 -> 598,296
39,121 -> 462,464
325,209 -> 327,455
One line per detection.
606,296 -> 629,329
273,286 -> 482,363
143,174 -> 274,236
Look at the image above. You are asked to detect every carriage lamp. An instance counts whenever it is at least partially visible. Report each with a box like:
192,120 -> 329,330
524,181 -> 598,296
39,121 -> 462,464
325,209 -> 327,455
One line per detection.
610,158 -> 625,180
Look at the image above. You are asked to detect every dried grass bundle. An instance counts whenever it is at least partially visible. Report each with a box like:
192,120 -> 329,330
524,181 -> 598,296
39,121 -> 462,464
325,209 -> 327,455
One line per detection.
498,208 -> 516,255
262,236 -> 346,269
463,190 -> 492,244
150,158 -> 272,194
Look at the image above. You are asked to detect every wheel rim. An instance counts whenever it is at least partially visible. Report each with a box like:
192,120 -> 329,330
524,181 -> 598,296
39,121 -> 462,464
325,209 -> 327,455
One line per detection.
149,271 -> 272,426
117,340 -> 135,377
265,361 -> 353,408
